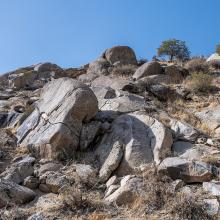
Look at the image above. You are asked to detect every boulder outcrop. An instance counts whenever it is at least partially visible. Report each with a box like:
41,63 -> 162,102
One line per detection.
16,78 -> 98,159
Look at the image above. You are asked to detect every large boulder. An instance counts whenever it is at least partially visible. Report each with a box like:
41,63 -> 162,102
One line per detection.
16,78 -> 98,159
170,119 -> 200,142
34,62 -> 64,79
195,106 -> 220,138
87,58 -> 110,75
102,46 -> 137,65
79,121 -> 101,150
0,156 -> 35,184
9,71 -> 37,90
99,94 -> 146,112
76,164 -> 97,185
158,157 -> 213,183
0,179 -> 36,208
133,61 -> 162,80
203,181 -> 220,196
104,176 -> 143,205
35,162 -> 63,177
8,63 -> 65,90
96,111 -> 173,177
91,75 -> 136,92
147,84 -> 178,101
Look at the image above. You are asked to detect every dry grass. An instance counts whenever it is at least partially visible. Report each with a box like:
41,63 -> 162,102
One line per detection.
14,145 -> 29,157
111,64 -> 137,77
120,167 -> 214,220
198,123 -> 214,136
168,193 -> 213,220
58,185 -> 114,219
202,154 -> 220,167
185,57 -> 209,73
186,72 -> 213,92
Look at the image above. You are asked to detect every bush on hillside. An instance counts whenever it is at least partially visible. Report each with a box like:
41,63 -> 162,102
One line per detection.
185,57 -> 209,73
186,72 -> 213,92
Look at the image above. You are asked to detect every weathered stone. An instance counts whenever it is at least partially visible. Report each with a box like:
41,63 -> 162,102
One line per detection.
99,141 -> 123,182
91,86 -> 116,100
91,75 -> 136,92
158,158 -> 213,183
179,144 -> 219,161
23,176 -> 39,189
39,183 -> 51,193
171,179 -> 185,192
80,121 -> 101,150
87,58 -> 110,75
96,112 -> 173,176
100,121 -> 111,133
195,106 -> 220,138
104,176 -> 143,205
0,110 -> 27,129
106,175 -> 118,188
76,164 -> 97,185
172,141 -> 193,156
35,193 -> 63,210
0,156 -> 35,184
16,78 -> 98,159
45,172 -> 69,193
99,94 -> 146,113
147,84 -> 178,101
135,75 -> 175,91
34,62 -> 64,78
170,119 -> 200,142
35,162 -> 63,176
133,61 -> 162,80
78,72 -> 98,83
204,199 -> 219,216
203,181 -> 220,196
102,46 -> 137,65
0,179 -> 36,208
105,184 -> 120,198
9,71 -> 37,90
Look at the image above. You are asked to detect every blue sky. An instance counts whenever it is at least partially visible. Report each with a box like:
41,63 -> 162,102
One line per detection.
0,0 -> 219,73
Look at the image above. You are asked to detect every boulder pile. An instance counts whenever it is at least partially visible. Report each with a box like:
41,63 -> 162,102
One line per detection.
0,46 -> 219,219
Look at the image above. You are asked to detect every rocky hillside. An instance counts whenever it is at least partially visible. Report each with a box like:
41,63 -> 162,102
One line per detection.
0,46 -> 220,220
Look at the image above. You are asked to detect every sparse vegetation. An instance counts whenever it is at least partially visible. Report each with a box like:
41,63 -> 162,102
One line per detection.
169,193 -> 213,220
111,64 -> 137,76
185,57 -> 209,73
186,72 -> 213,92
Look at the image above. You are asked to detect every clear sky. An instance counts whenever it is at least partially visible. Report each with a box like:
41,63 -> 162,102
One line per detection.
0,0 -> 219,74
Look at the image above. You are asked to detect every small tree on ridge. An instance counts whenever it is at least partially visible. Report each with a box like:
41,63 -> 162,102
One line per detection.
157,39 -> 190,62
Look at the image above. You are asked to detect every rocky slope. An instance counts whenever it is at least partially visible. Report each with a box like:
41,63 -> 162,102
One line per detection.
0,46 -> 220,219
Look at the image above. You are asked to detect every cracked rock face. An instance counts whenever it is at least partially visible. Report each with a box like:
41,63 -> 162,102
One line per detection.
16,78 -> 98,159
96,111 -> 173,177
195,106 -> 220,138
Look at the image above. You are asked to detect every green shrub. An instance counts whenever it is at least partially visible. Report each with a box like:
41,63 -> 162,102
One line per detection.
186,72 -> 213,92
157,39 -> 190,62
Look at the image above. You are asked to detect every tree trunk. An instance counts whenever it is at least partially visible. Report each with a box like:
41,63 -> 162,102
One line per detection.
170,54 -> 174,62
